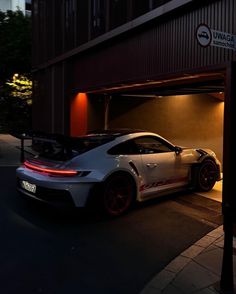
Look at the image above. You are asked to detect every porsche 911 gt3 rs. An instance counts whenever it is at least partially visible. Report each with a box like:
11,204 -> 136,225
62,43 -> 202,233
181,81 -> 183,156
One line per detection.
16,129 -> 221,216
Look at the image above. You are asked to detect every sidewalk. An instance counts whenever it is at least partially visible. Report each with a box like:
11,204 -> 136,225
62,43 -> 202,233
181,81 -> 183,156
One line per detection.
0,134 -> 235,294
140,179 -> 236,293
0,134 -> 22,166
141,225 -> 236,294
0,133 -> 32,166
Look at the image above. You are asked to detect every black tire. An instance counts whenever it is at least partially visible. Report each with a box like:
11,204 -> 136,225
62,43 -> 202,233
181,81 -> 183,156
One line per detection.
102,173 -> 135,217
195,160 -> 218,192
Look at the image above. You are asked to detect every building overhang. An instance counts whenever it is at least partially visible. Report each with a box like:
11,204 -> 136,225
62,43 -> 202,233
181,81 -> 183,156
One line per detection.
85,68 -> 225,99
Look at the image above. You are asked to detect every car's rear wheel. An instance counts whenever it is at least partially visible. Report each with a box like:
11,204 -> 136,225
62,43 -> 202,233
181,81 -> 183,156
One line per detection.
102,173 -> 135,217
195,160 -> 218,192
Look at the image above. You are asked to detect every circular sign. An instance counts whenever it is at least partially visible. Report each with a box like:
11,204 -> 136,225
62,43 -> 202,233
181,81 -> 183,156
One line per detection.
196,24 -> 212,47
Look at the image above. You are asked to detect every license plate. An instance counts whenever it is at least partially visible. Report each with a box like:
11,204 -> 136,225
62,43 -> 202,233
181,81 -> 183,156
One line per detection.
21,180 -> 36,194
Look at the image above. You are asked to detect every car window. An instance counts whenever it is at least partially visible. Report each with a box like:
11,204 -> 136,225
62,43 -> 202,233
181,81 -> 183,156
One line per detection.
108,140 -> 139,155
108,136 -> 173,155
134,136 -> 173,154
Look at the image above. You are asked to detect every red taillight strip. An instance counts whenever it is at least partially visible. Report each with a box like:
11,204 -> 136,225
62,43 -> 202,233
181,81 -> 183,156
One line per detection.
24,161 -> 78,176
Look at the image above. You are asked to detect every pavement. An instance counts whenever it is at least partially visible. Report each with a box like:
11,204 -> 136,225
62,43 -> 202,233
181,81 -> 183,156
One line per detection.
0,134 -> 23,166
0,134 -> 235,294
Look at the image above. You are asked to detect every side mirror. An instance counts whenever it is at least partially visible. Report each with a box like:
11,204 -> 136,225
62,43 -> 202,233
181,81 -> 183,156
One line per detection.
174,146 -> 182,155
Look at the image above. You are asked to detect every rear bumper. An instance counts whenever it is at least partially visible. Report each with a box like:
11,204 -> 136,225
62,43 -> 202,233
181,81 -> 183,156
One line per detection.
17,179 -> 75,208
16,167 -> 95,207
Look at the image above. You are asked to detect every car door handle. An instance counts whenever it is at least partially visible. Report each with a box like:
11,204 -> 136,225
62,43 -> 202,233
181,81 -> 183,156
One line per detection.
146,163 -> 157,168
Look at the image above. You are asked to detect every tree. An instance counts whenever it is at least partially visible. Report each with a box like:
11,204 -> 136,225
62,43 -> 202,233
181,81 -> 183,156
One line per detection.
0,10 -> 32,133
6,73 -> 32,105
0,10 -> 31,83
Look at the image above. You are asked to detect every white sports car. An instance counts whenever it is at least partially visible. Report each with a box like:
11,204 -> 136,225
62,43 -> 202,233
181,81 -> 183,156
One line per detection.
16,129 -> 221,216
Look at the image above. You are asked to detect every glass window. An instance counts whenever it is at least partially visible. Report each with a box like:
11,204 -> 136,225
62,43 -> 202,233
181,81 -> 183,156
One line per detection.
77,1 -> 89,45
152,0 -> 171,9
25,0 -> 32,12
64,0 -> 76,50
131,0 -> 172,19
108,136 -> 173,155
132,1 -> 150,18
109,0 -> 128,30
108,140 -> 139,155
54,0 -> 64,56
134,137 -> 173,154
91,0 -> 106,38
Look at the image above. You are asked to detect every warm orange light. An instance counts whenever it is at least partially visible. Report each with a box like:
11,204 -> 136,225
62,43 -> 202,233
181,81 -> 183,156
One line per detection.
70,93 -> 88,136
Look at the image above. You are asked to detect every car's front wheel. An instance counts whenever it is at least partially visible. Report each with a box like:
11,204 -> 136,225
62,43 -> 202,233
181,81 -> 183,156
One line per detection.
102,173 -> 135,217
195,160 -> 218,192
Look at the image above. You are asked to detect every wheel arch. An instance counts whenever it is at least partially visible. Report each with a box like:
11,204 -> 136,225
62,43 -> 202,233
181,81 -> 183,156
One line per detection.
102,170 -> 138,199
191,154 -> 214,177
86,169 -> 138,209
197,153 -> 217,164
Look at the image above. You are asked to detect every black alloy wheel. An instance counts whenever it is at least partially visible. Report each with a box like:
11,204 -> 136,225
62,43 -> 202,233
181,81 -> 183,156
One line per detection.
196,160 -> 218,192
102,174 -> 135,216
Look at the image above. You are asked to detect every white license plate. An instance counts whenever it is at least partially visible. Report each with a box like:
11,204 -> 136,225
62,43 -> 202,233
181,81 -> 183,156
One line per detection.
21,180 -> 36,193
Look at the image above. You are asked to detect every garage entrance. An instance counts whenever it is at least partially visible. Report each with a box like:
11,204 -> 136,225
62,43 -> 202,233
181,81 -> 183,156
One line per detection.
88,71 -> 224,159
85,70 -> 225,203
108,93 -> 224,163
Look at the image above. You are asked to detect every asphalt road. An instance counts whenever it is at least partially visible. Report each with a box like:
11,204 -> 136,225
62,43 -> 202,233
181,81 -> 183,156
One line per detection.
0,167 -> 222,294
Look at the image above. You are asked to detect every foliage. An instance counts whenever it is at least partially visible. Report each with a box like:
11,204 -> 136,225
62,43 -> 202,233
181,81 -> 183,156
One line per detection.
0,94 -> 31,133
6,73 -> 32,105
0,9 -> 31,83
0,10 -> 32,133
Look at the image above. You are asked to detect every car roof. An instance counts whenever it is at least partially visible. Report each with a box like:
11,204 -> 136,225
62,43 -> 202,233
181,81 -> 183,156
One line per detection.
86,128 -> 146,138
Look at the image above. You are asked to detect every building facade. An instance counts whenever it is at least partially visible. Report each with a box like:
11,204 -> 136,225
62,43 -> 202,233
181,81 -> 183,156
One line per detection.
32,0 -> 236,163
0,0 -> 31,15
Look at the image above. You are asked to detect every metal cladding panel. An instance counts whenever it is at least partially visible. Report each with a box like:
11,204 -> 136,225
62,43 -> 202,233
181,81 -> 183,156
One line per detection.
32,70 -> 53,132
71,0 -> 236,91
